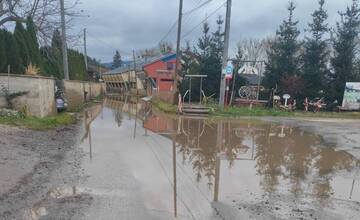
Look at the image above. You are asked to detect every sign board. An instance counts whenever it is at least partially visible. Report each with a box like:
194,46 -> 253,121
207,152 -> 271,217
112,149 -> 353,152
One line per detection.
342,82 -> 360,110
224,61 -> 233,79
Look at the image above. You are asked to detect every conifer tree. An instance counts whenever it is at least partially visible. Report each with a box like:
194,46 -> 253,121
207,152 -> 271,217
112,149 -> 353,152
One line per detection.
195,22 -> 223,98
329,0 -> 360,103
263,1 -> 301,95
0,30 -> 7,72
14,21 -> 30,71
26,17 -> 42,67
51,29 -> 62,50
3,30 -> 22,74
112,50 -> 122,69
302,0 -> 329,99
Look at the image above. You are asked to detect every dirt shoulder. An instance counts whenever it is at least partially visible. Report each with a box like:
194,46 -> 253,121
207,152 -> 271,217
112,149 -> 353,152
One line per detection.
0,122 -> 91,219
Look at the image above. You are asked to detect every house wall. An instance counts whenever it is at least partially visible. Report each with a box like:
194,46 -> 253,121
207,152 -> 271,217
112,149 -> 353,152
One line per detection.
143,59 -> 176,92
0,74 -> 56,117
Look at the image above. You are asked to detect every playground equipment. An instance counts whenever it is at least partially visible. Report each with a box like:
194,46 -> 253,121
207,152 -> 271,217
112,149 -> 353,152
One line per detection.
180,75 -> 210,116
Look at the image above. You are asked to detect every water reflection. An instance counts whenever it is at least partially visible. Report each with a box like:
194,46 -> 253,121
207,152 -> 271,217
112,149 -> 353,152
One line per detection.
86,96 -> 360,217
82,105 -> 102,160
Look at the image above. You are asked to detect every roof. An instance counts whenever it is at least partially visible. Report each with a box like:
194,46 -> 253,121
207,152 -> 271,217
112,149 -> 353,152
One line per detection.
103,53 -> 176,76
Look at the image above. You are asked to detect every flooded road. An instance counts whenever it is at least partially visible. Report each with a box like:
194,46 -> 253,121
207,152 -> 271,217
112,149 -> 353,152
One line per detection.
74,97 -> 360,220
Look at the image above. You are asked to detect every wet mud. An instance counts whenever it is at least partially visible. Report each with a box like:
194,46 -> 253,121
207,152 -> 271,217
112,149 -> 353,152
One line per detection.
0,106 -> 101,220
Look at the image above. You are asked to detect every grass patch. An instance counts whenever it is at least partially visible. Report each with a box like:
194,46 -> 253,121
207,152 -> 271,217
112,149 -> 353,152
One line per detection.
0,112 -> 76,130
212,106 -> 360,119
0,96 -> 104,130
152,99 -> 178,114
150,99 -> 360,119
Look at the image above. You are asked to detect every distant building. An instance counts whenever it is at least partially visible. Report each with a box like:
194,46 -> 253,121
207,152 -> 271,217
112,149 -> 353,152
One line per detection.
143,53 -> 176,92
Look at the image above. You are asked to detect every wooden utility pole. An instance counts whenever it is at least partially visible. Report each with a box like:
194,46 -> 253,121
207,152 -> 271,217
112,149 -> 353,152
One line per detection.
174,0 -> 184,96
60,0 -> 69,80
84,28 -> 88,72
219,0 -> 232,107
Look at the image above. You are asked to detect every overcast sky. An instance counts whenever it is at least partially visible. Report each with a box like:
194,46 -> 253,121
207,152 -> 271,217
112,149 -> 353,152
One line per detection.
72,0 -> 351,62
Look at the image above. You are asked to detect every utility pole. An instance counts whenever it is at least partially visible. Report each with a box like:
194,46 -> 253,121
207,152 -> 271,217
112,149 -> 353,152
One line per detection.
219,0 -> 232,107
60,0 -> 69,80
133,50 -> 138,94
174,0 -> 184,97
84,28 -> 88,72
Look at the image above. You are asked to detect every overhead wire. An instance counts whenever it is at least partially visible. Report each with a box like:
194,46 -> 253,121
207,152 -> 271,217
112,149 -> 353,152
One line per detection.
157,0 -> 215,46
182,1 -> 226,40
86,31 -> 133,57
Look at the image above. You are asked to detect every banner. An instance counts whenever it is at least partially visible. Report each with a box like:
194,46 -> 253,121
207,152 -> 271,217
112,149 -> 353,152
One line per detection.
342,82 -> 360,110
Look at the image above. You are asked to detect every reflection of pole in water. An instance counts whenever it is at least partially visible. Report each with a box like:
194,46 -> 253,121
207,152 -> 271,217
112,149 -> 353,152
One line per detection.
133,99 -> 138,139
350,179 -> 355,199
214,157 -> 220,202
89,111 -> 93,160
172,133 -> 178,217
101,99 -> 104,120
214,121 -> 223,202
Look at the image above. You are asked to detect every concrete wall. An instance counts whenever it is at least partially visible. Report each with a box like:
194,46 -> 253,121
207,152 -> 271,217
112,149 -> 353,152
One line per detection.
0,74 -> 56,117
63,80 -> 104,110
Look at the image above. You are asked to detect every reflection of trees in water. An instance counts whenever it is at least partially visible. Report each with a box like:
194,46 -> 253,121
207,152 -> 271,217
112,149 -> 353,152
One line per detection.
254,124 -> 359,202
176,119 -> 217,187
176,119 -> 247,187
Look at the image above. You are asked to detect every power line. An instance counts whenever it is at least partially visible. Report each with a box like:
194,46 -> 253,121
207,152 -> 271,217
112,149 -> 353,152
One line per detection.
183,0 -> 213,15
86,32 -> 132,56
157,0 -> 215,45
182,1 -> 226,39
158,20 -> 179,44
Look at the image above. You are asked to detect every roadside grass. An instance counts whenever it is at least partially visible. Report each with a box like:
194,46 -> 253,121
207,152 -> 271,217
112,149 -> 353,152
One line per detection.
0,96 -> 103,130
212,106 -> 360,119
152,99 -> 178,114
0,113 -> 76,130
151,99 -> 360,119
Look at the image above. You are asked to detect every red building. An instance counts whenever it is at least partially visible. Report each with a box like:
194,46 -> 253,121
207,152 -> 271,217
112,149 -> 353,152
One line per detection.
143,53 -> 176,92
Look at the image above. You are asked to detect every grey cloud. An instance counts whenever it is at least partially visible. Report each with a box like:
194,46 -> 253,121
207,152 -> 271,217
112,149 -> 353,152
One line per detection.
73,0 -> 351,62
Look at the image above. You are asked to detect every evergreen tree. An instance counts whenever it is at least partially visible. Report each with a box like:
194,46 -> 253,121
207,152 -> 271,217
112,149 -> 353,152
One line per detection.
302,0 -> 329,99
196,22 -> 223,98
51,29 -> 62,50
39,30 -> 63,78
26,16 -> 42,67
68,49 -> 87,81
14,21 -> 30,72
0,30 -> 7,72
3,30 -> 22,74
263,1 -> 302,95
211,16 -> 224,58
329,0 -> 360,103
112,50 -> 122,69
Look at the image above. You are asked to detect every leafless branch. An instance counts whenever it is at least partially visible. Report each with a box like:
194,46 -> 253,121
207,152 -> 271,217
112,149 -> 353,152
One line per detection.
0,0 -> 81,45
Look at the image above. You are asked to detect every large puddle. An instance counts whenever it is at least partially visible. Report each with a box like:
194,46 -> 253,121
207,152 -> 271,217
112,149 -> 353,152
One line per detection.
77,96 -> 360,219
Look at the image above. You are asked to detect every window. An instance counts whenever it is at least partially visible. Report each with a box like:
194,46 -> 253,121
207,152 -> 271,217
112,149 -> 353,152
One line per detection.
167,62 -> 174,70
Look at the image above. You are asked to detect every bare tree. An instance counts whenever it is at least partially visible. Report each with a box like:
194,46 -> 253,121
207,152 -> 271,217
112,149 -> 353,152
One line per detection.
236,38 -> 270,64
0,0 -> 81,44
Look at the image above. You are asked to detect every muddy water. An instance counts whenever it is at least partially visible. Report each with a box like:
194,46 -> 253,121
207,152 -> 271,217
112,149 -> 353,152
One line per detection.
76,97 -> 360,220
